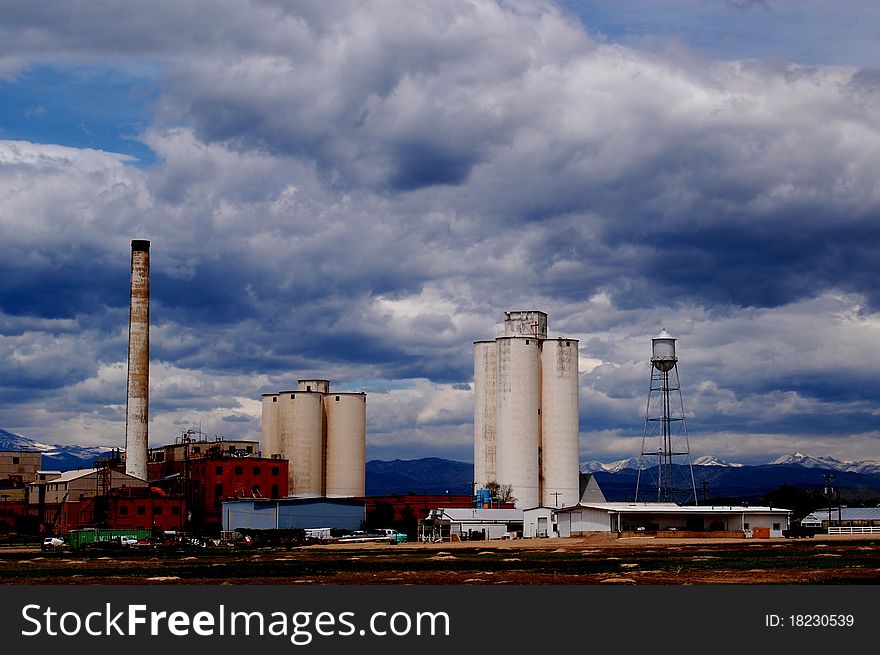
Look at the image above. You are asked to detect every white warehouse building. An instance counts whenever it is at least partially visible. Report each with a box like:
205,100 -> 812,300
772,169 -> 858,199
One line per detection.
261,379 -> 366,498
474,311 -> 580,509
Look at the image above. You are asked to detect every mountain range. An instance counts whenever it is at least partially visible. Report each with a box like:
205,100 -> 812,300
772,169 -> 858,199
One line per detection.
0,428 -> 112,471
4,427 -> 880,500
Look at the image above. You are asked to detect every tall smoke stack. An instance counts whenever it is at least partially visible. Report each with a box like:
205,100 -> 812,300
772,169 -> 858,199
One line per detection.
125,239 -> 150,480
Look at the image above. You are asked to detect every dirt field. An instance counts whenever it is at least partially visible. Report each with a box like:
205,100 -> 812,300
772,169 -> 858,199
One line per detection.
2,534 -> 879,584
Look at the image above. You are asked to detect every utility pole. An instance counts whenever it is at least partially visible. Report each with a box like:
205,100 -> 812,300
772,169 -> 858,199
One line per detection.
824,474 -> 834,532
700,479 -> 710,505
551,491 -> 562,508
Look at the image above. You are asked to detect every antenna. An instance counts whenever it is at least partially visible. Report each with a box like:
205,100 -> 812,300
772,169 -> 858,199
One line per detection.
634,329 -> 697,505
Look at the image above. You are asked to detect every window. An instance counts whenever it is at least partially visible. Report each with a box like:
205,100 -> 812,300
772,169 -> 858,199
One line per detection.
214,484 -> 224,505
271,467 -> 279,476
192,447 -> 201,454
335,395 -> 340,401
525,339 -> 530,345
12,456 -> 19,465
171,506 -> 180,516
306,385 -> 311,392
272,396 -> 277,402
246,446 -> 253,453
252,467 -> 260,476
773,523 -> 781,530
744,523 -> 750,530
137,506 -> 146,516
215,466 -> 223,475
291,394 -> 295,399
154,506 -> 163,515
271,484 -> 279,499
234,466 -> 243,475
119,506 -> 129,516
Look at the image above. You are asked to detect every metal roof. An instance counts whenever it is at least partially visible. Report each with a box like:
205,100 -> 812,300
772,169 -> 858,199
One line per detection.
558,502 -> 790,515
806,507 -> 880,521
432,508 -> 524,522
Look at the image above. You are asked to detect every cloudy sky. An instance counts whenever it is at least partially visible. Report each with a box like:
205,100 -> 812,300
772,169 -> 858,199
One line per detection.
1,0 -> 879,466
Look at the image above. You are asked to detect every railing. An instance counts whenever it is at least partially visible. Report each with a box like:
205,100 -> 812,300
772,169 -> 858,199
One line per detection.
828,526 -> 880,534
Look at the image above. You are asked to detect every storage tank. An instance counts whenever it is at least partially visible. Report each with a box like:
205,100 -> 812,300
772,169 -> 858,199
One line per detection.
473,340 -> 498,489
651,328 -> 677,372
540,338 -> 580,508
324,392 -> 367,497
277,390 -> 324,496
260,393 -> 279,458
297,379 -> 329,394
494,336 -> 541,509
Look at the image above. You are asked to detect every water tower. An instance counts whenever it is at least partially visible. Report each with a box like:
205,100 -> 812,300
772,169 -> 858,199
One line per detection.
635,329 -> 697,504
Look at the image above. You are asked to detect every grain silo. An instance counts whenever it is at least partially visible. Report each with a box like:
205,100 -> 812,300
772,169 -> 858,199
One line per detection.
540,337 -> 580,508
473,340 -> 498,490
277,389 -> 324,496
474,310 -> 579,509
324,392 -> 367,497
260,393 -> 279,458
494,335 -> 542,509
262,380 -> 366,498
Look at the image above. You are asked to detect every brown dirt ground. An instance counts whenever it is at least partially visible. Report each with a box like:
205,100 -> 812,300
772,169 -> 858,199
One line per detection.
2,534 -> 879,584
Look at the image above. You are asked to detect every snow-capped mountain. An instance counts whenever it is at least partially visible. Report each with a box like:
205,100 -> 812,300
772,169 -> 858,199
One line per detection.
770,452 -> 880,475
691,455 -> 743,468
581,452 -> 880,474
580,457 -> 640,474
0,428 -> 113,470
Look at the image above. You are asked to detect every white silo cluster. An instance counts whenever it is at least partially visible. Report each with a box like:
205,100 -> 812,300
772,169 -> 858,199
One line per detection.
261,380 -> 366,498
474,311 -> 580,509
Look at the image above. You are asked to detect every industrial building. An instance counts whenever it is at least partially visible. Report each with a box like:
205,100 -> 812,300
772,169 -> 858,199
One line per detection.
0,450 -> 41,487
221,497 -> 365,532
802,507 -> 880,533
555,503 -> 791,538
26,467 -> 149,533
420,508 -> 525,541
147,434 -> 288,533
474,310 -> 580,509
261,379 -> 366,498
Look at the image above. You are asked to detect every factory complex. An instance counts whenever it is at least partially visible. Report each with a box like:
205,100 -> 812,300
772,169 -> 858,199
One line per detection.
0,240 -> 798,544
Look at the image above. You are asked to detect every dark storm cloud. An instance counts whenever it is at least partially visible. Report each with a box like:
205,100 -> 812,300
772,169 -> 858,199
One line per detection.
1,2 -> 879,463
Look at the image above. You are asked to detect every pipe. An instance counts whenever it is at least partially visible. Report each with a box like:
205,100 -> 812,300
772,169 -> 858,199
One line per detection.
125,239 -> 150,480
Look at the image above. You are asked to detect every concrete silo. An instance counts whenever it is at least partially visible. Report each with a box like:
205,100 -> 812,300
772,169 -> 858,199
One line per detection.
324,392 -> 367,497
260,393 -> 279,459
277,389 -> 324,496
474,310 -> 579,510
473,340 -> 498,489
540,337 -> 580,508
494,334 -> 542,509
262,380 -> 367,498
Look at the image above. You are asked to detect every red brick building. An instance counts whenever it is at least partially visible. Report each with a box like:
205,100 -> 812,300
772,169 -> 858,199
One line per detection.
147,438 -> 288,534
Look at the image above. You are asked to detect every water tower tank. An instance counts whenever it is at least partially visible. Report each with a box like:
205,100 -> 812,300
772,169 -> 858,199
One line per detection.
651,329 -> 677,372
